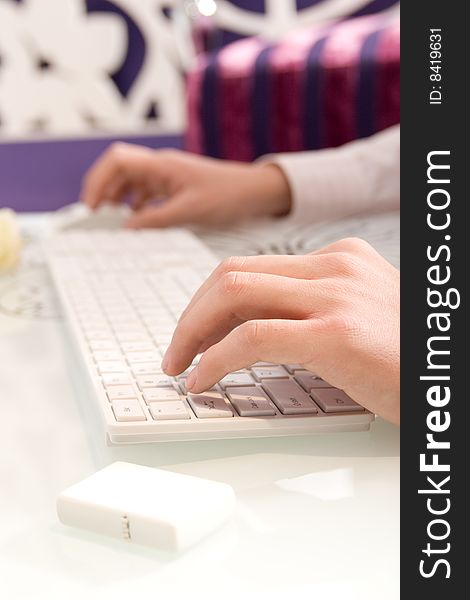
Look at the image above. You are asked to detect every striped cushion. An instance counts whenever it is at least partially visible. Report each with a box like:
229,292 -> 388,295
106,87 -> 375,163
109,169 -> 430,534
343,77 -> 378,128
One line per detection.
186,13 -> 400,161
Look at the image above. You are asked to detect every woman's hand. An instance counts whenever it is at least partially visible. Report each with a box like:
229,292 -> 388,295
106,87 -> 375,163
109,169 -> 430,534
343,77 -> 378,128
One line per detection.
81,143 -> 291,228
162,238 -> 400,424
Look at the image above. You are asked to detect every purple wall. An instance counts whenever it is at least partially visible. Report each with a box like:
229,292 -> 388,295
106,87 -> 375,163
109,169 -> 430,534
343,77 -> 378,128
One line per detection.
0,135 -> 182,212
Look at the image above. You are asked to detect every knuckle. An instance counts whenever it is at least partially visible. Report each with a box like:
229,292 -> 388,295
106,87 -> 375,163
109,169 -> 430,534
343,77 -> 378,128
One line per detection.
220,270 -> 246,296
326,312 -> 355,334
311,311 -> 357,337
220,267 -> 260,297
339,237 -> 372,254
330,251 -> 363,276
304,316 -> 328,337
109,141 -> 128,154
109,141 -> 130,163
217,256 -> 247,277
308,237 -> 373,260
242,320 -> 265,347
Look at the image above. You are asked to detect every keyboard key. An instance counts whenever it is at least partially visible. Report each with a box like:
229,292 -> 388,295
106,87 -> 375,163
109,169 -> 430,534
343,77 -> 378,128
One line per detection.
81,319 -> 108,331
187,392 -> 234,418
177,378 -> 218,395
284,364 -> 304,374
126,351 -> 162,363
226,387 -> 275,416
139,306 -> 169,317
115,331 -> 150,342
151,325 -> 176,337
191,354 -> 202,365
86,330 -> 113,341
262,380 -> 318,415
152,333 -> 173,345
106,385 -> 137,401
112,323 -> 147,333
120,341 -> 155,352
157,344 -> 170,355
177,378 -> 187,395
111,399 -> 146,421
102,373 -> 131,386
134,373 -> 172,386
110,318 -> 142,329
149,401 -> 190,420
175,368 -> 193,379
131,363 -> 164,376
89,340 -> 116,351
219,373 -> 255,389
294,371 -> 331,391
93,350 -> 121,362
97,360 -> 126,374
143,387 -> 180,403
136,375 -> 171,389
310,388 -> 364,413
251,366 -> 288,380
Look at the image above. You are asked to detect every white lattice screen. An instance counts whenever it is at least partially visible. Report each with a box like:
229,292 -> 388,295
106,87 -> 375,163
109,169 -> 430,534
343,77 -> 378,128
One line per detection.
0,0 -> 389,139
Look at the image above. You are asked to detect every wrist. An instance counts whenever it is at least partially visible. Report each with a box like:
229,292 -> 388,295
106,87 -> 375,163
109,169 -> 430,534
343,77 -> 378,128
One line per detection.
249,163 -> 292,218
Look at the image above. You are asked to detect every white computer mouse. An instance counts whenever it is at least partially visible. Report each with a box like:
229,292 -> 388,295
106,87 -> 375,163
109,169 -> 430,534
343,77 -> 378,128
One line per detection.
52,202 -> 131,231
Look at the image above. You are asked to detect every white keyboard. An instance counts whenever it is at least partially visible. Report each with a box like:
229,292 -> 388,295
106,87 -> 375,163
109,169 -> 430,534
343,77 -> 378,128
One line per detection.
45,229 -> 374,444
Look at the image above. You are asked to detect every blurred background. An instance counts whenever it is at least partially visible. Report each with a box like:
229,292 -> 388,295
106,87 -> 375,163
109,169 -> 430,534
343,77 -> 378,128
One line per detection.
0,0 -> 400,211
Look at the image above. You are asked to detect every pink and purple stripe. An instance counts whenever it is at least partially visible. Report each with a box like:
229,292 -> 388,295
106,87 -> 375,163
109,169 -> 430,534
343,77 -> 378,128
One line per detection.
186,13 -> 400,161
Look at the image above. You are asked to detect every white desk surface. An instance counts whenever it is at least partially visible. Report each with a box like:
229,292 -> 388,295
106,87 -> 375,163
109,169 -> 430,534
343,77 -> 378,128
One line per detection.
0,212 -> 400,600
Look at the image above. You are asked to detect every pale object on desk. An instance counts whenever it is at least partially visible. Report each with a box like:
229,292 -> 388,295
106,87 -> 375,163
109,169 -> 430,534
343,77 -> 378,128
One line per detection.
57,461 -> 236,552
0,208 -> 22,271
276,468 -> 354,501
52,202 -> 131,231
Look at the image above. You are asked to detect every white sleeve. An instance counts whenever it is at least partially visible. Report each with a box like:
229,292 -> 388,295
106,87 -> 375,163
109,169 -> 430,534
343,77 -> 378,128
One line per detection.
262,125 -> 400,222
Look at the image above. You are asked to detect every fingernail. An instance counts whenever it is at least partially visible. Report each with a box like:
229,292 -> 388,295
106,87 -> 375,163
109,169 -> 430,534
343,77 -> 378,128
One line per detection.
185,367 -> 199,392
161,352 -> 170,372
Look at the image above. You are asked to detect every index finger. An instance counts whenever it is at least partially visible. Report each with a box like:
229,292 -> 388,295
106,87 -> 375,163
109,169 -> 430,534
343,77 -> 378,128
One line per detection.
185,319 -> 312,393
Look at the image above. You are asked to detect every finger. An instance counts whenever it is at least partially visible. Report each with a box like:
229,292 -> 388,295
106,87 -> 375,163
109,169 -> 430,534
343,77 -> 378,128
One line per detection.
125,193 -> 193,229
185,319 -> 312,393
105,179 -> 134,205
163,272 -> 312,375
130,188 -> 153,212
80,147 -> 128,209
180,254 -> 333,321
80,143 -> 163,210
94,172 -> 124,204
